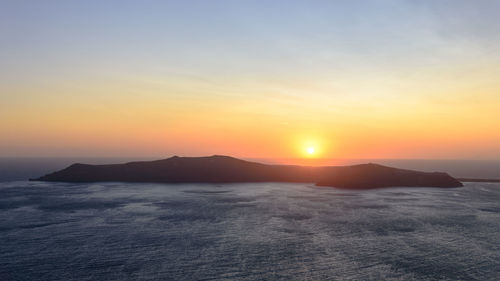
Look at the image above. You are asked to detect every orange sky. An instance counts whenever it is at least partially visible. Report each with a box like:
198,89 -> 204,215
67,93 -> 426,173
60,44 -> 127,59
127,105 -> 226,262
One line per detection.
1,1 -> 500,159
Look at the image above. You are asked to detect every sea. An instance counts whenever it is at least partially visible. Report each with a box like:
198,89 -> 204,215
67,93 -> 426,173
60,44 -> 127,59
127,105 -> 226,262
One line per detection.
1,181 -> 500,280
0,158 -> 499,280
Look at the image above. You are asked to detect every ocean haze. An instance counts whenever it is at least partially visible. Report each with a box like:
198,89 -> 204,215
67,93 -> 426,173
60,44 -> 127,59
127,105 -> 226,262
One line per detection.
0,181 -> 499,280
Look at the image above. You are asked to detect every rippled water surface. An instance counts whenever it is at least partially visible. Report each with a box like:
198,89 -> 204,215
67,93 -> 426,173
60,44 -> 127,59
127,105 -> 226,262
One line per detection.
0,182 -> 499,280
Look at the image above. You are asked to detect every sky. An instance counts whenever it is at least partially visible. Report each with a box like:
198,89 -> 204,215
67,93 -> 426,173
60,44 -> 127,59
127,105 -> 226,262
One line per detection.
1,0 -> 500,159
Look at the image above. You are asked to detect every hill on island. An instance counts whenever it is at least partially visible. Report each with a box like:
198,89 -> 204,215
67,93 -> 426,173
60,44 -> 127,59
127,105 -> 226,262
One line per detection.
33,155 -> 463,189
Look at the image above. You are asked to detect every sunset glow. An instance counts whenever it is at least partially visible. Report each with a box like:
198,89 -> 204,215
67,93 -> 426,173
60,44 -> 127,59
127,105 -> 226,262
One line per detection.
2,2 -> 500,280
1,1 -> 500,159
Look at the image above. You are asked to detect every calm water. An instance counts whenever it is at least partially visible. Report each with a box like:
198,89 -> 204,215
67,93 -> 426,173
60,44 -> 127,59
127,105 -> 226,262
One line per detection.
0,181 -> 499,280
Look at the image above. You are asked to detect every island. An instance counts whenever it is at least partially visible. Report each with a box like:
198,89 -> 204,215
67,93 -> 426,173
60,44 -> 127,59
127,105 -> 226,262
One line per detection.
457,178 -> 500,183
32,155 -> 463,189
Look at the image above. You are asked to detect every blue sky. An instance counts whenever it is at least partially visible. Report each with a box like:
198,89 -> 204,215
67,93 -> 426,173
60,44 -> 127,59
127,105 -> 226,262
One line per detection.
2,0 -> 499,81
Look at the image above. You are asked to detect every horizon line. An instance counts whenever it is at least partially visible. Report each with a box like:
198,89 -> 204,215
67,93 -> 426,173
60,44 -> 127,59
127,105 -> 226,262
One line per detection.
1,155 -> 500,161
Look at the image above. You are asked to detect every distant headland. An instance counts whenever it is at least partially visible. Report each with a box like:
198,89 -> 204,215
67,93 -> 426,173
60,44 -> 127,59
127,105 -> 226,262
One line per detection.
32,155 -> 463,189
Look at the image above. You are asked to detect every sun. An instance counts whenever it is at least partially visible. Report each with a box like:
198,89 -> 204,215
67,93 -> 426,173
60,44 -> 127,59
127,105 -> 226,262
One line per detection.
306,146 -> 315,155
296,137 -> 325,158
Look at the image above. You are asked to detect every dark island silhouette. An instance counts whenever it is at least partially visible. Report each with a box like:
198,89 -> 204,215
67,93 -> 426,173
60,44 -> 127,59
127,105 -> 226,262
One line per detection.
32,155 -> 463,189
